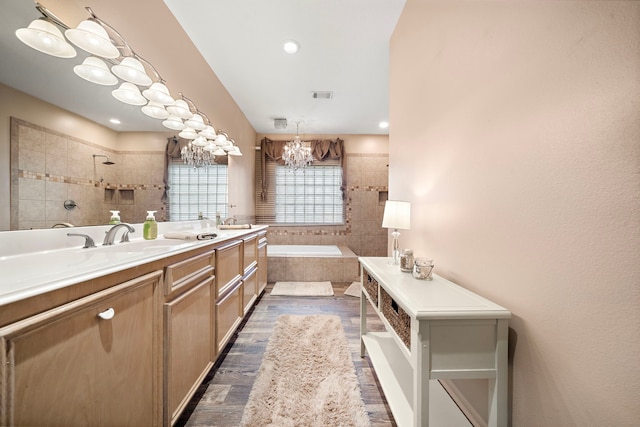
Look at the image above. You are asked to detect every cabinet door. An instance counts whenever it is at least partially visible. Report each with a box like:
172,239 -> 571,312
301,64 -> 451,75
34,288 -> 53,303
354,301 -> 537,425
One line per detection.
242,233 -> 258,274
0,271 -> 162,427
242,267 -> 258,315
215,281 -> 242,354
257,238 -> 268,294
164,276 -> 214,425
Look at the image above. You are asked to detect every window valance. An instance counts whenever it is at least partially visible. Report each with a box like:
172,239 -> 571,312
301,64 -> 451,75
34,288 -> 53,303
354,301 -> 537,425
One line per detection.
259,137 -> 346,201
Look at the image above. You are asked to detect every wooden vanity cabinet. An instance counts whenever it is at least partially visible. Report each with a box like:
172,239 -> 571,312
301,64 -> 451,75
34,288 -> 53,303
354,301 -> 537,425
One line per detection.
214,240 -> 244,355
163,251 -> 215,426
0,270 -> 163,427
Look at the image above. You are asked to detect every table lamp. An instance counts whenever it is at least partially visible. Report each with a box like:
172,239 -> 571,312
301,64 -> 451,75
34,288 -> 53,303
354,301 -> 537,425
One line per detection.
382,200 -> 411,265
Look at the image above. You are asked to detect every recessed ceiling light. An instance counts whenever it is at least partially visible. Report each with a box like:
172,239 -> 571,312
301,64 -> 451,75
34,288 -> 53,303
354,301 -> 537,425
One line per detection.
110,118 -> 121,124
283,40 -> 300,54
379,121 -> 389,129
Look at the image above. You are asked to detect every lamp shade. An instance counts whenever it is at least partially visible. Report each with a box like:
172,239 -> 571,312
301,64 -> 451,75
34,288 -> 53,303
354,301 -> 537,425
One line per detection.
15,18 -> 76,58
112,82 -> 147,105
142,82 -> 174,105
112,57 -> 152,86
73,56 -> 118,85
382,200 -> 411,230
65,19 -> 119,59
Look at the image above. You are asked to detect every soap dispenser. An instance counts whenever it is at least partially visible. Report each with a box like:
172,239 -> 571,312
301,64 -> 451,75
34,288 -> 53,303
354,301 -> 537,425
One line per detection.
143,211 -> 158,240
109,210 -> 121,225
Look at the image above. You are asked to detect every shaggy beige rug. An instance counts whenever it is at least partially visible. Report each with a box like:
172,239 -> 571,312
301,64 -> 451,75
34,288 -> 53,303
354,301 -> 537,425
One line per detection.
271,281 -> 334,296
240,314 -> 370,427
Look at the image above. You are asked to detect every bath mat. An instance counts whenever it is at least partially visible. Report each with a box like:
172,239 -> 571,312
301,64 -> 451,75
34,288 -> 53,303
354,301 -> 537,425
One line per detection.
240,314 -> 370,426
344,281 -> 361,297
271,281 -> 334,296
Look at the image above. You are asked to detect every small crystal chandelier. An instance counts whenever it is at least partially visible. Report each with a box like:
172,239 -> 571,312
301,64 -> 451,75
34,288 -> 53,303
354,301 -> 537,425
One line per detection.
283,122 -> 313,172
180,136 -> 216,168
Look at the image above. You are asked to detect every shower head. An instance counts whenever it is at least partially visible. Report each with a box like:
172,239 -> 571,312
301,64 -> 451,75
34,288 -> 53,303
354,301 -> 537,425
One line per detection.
93,154 -> 115,165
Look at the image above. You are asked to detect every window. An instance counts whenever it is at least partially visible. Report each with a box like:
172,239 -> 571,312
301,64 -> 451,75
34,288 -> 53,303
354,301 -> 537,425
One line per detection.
167,159 -> 228,221
274,165 -> 344,224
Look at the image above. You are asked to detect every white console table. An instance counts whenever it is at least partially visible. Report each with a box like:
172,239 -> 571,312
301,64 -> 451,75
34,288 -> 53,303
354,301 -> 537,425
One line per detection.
359,257 -> 511,427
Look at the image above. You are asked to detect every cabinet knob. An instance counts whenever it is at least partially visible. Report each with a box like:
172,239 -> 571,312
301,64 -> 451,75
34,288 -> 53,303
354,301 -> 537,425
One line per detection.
97,307 -> 115,320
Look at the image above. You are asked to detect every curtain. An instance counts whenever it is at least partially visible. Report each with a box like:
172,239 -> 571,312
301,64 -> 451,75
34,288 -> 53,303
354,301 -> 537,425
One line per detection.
260,137 -> 346,201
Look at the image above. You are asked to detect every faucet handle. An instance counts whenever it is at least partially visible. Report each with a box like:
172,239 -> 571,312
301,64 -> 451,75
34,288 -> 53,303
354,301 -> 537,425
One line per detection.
120,230 -> 131,243
67,233 -> 96,249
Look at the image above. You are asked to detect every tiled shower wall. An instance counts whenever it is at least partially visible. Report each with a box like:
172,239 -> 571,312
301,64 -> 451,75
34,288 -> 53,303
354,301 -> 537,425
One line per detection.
10,118 -> 165,230
266,152 -> 389,257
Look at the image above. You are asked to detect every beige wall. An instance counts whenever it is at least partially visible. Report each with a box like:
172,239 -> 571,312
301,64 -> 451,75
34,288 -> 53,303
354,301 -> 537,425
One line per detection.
390,1 -> 640,425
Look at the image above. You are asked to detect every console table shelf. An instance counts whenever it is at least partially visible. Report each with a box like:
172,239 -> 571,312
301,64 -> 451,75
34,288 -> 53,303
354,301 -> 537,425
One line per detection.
359,257 -> 511,427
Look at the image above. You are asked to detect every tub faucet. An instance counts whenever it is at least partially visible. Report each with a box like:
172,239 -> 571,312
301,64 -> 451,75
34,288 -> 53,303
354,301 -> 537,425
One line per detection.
222,216 -> 237,225
103,223 -> 135,245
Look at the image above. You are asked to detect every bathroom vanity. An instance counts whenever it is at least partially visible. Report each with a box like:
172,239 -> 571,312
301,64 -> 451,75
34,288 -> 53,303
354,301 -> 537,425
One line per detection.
0,224 -> 267,426
359,257 -> 511,427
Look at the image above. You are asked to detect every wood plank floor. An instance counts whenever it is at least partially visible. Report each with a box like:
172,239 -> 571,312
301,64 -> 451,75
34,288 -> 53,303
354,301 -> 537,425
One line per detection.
175,282 -> 397,427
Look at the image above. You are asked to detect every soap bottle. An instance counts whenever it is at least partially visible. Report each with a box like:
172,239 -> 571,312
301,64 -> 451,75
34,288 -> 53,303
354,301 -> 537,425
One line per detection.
143,211 -> 158,240
215,212 -> 221,228
109,210 -> 121,224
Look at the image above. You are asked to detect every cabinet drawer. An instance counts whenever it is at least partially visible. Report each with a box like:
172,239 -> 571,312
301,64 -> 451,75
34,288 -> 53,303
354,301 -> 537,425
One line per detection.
242,233 -> 258,273
363,270 -> 379,307
215,241 -> 242,298
380,286 -> 411,349
164,250 -> 214,297
215,281 -> 242,354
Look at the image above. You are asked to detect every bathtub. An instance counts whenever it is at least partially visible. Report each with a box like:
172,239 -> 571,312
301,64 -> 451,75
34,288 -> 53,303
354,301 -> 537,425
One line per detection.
267,245 -> 343,257
267,245 -> 359,283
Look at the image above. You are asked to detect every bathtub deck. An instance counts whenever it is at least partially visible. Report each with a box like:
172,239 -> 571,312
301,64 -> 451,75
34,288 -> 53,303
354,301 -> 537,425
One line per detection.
267,245 -> 359,283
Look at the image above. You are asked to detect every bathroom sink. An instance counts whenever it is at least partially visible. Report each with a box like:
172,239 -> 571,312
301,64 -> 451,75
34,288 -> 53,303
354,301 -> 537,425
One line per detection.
99,239 -> 193,253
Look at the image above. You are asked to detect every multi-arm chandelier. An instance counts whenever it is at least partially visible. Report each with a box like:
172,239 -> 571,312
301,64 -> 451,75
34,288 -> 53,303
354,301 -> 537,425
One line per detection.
15,2 -> 241,169
283,122 -> 313,171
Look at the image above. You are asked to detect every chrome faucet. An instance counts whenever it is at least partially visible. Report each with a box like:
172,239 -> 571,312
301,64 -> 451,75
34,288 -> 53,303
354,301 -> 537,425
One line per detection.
52,222 -> 74,228
103,223 -> 135,245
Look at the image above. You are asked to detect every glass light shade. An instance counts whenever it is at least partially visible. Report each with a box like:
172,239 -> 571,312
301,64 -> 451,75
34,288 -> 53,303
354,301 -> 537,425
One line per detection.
191,136 -> 208,147
112,82 -> 147,105
166,99 -> 193,119
73,56 -> 117,85
162,115 -> 185,130
112,57 -> 152,86
141,101 -> 169,119
228,146 -> 242,156
382,200 -> 411,230
142,82 -> 174,105
16,19 -> 76,58
178,127 -> 198,139
65,19 -> 119,59
199,125 -> 216,139
215,133 -> 229,146
184,113 -> 206,131
212,147 -> 227,156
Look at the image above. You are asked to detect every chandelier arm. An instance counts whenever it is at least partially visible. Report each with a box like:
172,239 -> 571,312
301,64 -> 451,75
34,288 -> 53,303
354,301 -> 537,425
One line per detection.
35,2 -> 69,29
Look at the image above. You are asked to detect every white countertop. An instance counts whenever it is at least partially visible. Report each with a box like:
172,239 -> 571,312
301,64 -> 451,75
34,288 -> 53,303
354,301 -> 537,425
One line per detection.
359,257 -> 511,320
0,222 -> 266,306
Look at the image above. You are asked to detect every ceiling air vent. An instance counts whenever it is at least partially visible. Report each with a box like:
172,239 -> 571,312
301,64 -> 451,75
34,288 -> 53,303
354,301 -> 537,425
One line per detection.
274,118 -> 288,129
312,91 -> 333,99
